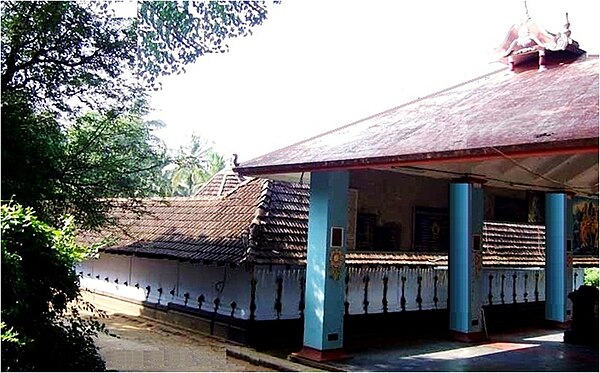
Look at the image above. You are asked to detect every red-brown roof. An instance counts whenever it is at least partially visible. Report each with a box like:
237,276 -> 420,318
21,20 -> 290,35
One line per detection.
81,173 -> 598,267
195,167 -> 248,197
79,177 -> 310,265
83,181 -> 260,263
236,57 -> 598,175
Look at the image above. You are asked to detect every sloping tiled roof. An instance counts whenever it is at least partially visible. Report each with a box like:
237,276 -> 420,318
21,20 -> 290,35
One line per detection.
81,176 -> 310,265
195,167 -> 248,197
83,173 -> 598,267
483,221 -> 545,266
236,57 -> 598,175
83,179 -> 261,263
246,180 -> 309,265
346,252 -> 448,267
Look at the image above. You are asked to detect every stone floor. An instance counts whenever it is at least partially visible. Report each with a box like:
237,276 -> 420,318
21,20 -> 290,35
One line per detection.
325,328 -> 599,372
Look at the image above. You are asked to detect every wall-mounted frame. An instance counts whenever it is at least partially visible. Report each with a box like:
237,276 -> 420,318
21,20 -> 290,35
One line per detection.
330,227 -> 344,248
473,234 -> 481,251
412,206 -> 449,252
572,197 -> 599,255
356,213 -> 376,250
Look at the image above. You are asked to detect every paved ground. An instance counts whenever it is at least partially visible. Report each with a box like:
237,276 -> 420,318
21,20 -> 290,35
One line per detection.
327,328 -> 599,372
95,313 -> 275,372
87,292 -> 597,372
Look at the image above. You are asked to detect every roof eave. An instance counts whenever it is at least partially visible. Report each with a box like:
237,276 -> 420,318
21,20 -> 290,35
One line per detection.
235,138 -> 599,176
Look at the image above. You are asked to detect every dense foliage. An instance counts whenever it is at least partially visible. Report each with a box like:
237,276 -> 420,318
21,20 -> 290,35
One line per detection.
1,1 -> 272,370
137,1 -> 271,88
1,202 -> 108,371
2,100 -> 168,229
584,268 -> 599,288
158,134 -> 226,196
1,0 -> 271,227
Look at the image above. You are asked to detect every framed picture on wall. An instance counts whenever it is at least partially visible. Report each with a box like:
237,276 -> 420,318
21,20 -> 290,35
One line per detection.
375,224 -> 401,251
356,213 -> 376,251
412,207 -> 449,252
572,197 -> 599,255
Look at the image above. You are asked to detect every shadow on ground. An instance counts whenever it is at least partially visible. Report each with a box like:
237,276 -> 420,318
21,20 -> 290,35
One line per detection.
324,327 -> 598,372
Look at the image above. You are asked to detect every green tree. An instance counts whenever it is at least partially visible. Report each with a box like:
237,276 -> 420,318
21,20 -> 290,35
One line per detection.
1,1 -> 139,116
2,102 -> 167,229
1,1 -> 272,369
137,1 -> 272,87
1,0 -> 272,226
1,202 -> 108,371
584,268 -> 599,288
159,134 -> 226,197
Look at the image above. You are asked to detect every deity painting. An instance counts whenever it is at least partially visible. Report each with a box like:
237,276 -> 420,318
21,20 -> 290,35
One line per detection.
572,198 -> 599,255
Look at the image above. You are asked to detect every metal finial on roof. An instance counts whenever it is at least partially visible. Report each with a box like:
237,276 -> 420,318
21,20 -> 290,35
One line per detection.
564,12 -> 570,29
523,1 -> 530,20
230,154 -> 239,168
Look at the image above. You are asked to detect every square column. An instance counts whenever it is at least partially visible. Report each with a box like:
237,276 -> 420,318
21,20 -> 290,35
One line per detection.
545,193 -> 573,325
293,171 -> 349,362
449,182 -> 486,342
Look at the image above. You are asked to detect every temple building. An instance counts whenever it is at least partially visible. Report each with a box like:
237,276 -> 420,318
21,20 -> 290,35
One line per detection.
234,9 -> 598,362
78,8 -> 598,357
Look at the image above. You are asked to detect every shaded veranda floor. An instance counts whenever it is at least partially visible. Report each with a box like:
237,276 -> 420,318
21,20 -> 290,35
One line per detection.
325,327 -> 598,372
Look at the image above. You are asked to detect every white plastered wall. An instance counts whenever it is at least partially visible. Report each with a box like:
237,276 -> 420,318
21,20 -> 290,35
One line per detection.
79,254 -> 585,320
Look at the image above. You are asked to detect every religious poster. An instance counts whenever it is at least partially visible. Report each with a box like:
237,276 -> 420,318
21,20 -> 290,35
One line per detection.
413,207 -> 449,252
346,189 -> 358,251
572,197 -> 599,255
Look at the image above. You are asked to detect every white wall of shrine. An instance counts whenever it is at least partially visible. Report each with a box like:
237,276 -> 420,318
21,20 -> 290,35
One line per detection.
78,253 -> 584,321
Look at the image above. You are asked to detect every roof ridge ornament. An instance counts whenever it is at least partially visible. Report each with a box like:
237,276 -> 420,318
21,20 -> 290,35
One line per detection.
229,153 -> 239,169
523,1 -> 531,22
497,6 -> 585,73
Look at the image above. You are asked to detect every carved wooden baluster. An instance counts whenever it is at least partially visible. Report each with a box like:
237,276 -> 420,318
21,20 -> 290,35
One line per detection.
362,275 -> 370,314
210,298 -> 220,335
488,274 -> 494,305
534,272 -> 540,302
146,285 -> 151,299
299,276 -> 305,317
344,272 -> 350,316
433,275 -> 439,309
124,281 -> 128,287
183,292 -> 190,306
198,294 -> 205,310
230,301 -> 237,317
382,275 -> 389,313
169,288 -> 176,298
523,274 -> 529,303
500,275 -> 505,304
512,273 -> 517,304
114,278 -> 119,284
274,277 -> 283,320
574,272 -> 579,290
416,276 -> 423,311
157,287 -> 163,304
249,278 -> 257,321
400,276 -> 407,312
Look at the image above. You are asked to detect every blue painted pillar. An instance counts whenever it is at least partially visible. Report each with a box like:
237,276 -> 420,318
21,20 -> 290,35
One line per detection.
449,182 -> 485,340
299,171 -> 348,360
545,193 -> 572,323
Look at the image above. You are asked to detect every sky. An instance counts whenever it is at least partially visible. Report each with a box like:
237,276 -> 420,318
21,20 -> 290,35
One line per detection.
146,0 -> 599,163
